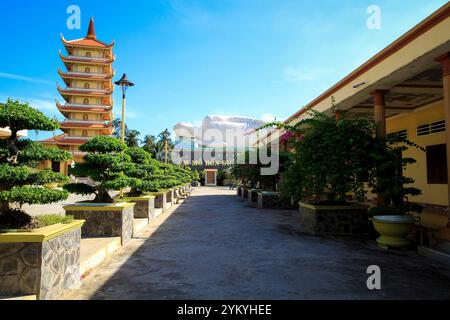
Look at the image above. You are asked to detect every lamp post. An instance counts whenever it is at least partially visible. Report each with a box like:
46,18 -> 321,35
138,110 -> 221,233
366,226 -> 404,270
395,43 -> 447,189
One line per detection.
114,73 -> 135,144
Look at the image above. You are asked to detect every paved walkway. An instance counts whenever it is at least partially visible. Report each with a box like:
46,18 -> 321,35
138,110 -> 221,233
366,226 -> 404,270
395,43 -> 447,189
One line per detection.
62,187 -> 450,300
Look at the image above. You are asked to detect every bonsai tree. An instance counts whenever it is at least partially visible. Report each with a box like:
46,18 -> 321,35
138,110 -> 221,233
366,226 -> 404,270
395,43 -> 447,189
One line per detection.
123,147 -> 161,196
192,169 -> 200,183
368,132 -> 424,216
0,99 -> 72,229
151,163 -> 192,189
64,136 -> 133,203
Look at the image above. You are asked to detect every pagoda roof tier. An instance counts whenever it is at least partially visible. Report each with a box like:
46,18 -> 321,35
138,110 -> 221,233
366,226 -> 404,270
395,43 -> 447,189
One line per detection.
41,134 -> 90,147
60,121 -> 113,135
59,51 -> 115,65
61,35 -> 114,50
58,68 -> 114,81
57,85 -> 113,98
56,101 -> 113,113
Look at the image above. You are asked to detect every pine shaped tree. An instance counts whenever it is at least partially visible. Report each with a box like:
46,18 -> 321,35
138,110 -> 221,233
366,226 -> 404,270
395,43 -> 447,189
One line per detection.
64,136 -> 134,203
0,99 -> 72,229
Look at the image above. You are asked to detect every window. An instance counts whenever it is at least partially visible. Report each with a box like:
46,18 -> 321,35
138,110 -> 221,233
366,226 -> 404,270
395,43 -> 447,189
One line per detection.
83,98 -> 89,105
85,52 -> 91,57
84,83 -> 90,89
426,144 -> 448,184
83,114 -> 88,121
388,130 -> 407,140
82,130 -> 88,137
85,67 -> 91,73
51,161 -> 61,173
417,120 -> 446,137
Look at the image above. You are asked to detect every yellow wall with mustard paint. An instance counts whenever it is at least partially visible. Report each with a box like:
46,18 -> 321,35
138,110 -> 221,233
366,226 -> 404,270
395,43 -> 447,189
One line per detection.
386,100 -> 447,206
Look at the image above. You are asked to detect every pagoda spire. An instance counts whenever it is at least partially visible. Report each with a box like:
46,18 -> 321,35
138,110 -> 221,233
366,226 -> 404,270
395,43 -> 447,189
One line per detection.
86,17 -> 96,40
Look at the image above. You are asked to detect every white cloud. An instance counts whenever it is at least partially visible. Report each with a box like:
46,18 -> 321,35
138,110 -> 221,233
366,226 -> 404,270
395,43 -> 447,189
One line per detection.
0,95 -> 56,112
283,67 -> 335,83
261,113 -> 276,122
0,72 -> 52,84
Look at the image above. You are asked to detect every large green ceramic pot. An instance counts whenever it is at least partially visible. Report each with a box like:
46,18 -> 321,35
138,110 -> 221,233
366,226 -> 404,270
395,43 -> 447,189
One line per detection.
371,215 -> 416,249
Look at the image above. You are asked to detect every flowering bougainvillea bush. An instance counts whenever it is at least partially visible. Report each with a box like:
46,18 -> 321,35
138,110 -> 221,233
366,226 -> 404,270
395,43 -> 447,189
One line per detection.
263,110 -> 422,211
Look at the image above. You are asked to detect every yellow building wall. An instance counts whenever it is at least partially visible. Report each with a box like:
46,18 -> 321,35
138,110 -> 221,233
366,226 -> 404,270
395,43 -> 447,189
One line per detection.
73,48 -> 102,58
69,112 -> 102,121
73,64 -> 102,74
73,79 -> 101,89
71,96 -> 101,105
386,100 -> 447,206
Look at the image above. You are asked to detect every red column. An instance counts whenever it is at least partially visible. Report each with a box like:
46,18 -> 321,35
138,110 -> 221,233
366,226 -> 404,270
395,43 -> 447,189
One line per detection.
371,90 -> 389,206
436,52 -> 450,221
335,110 -> 341,121
371,90 -> 388,142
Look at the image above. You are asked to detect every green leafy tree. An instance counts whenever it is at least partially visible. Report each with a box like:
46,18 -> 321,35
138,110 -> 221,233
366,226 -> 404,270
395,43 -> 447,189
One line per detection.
64,136 -> 133,203
0,99 -> 71,229
112,118 -> 126,140
125,129 -> 141,148
124,147 -> 161,196
265,111 -> 422,208
142,134 -> 157,158
156,129 -> 175,162
192,169 -> 200,182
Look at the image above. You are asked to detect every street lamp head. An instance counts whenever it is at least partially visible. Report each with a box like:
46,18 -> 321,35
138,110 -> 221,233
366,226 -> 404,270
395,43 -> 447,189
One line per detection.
114,73 -> 135,96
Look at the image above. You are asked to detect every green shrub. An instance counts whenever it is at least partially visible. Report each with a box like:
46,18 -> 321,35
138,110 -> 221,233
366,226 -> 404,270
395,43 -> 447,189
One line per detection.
64,136 -> 133,203
0,99 -> 72,229
36,215 -> 74,228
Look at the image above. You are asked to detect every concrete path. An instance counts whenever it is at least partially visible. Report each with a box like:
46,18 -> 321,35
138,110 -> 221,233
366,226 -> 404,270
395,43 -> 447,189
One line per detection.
62,187 -> 450,300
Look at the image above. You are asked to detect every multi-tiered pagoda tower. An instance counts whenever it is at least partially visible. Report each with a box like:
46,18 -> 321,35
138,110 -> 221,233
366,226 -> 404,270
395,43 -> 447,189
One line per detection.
42,18 -> 115,174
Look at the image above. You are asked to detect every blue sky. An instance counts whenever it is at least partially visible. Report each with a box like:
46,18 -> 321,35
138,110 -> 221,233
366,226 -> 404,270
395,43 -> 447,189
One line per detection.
0,0 -> 447,141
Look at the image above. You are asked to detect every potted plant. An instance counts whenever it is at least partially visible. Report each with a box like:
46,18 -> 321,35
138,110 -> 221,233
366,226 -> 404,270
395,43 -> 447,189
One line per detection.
191,170 -> 201,187
368,132 -> 424,249
0,99 -> 83,300
265,111 -> 377,236
115,147 -> 160,222
63,136 -> 135,245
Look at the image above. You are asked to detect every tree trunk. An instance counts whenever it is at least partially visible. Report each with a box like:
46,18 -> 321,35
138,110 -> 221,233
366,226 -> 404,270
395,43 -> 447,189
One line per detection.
94,189 -> 114,203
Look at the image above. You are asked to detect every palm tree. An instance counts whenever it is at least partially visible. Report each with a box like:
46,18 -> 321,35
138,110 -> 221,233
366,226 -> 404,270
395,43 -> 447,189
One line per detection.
125,129 -> 141,148
112,118 -> 128,139
156,129 -> 174,163
142,134 -> 157,158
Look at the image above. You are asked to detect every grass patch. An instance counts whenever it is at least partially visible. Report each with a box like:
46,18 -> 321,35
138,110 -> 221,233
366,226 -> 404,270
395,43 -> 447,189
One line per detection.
36,215 -> 74,228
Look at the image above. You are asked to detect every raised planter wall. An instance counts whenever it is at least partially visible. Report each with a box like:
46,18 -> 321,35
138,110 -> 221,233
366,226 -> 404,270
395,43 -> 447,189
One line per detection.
64,203 -> 135,245
0,221 -> 84,300
258,192 -> 282,209
116,196 -> 155,223
153,192 -> 167,213
298,202 -> 369,236
241,188 -> 249,200
248,189 -> 260,206
166,189 -> 174,207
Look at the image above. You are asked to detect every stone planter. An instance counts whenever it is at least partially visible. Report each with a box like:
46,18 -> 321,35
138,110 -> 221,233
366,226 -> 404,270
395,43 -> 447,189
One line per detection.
165,189 -> 174,209
248,189 -> 261,207
258,191 -> 282,209
151,192 -> 166,217
0,220 -> 85,300
63,203 -> 135,245
115,195 -> 155,223
241,187 -> 249,201
298,202 -> 369,236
